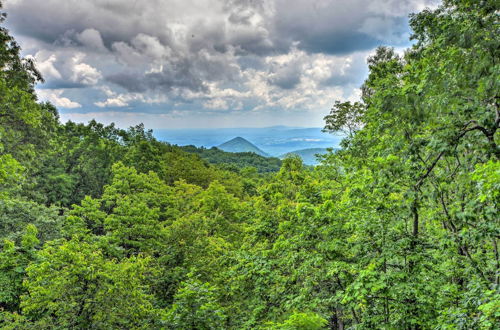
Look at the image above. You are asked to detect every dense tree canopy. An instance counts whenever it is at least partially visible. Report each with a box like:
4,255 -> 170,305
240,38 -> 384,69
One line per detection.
0,0 -> 498,328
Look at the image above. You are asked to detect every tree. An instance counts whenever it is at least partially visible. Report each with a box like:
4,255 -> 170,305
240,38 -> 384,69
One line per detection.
266,312 -> 327,330
164,278 -> 226,329
0,199 -> 64,244
320,0 -> 499,327
0,3 -> 59,201
20,239 -> 160,329
323,101 -> 365,137
0,225 -> 38,313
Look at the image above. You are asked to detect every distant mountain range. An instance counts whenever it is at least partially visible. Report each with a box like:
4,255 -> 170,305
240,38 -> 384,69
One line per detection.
154,127 -> 344,165
215,137 -> 336,165
153,126 -> 344,156
280,148 -> 329,165
217,137 -> 269,157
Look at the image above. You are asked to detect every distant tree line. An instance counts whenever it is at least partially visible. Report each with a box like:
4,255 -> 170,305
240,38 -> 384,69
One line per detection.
179,145 -> 282,173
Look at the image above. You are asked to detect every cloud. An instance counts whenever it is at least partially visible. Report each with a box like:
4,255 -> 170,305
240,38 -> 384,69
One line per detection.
267,52 -> 303,89
94,90 -> 168,108
94,98 -> 128,108
76,28 -> 106,51
31,50 -> 102,88
37,89 -> 82,108
291,138 -> 322,142
2,0 -> 438,128
271,0 -> 415,54
203,98 -> 229,110
28,53 -> 61,80
71,56 -> 102,85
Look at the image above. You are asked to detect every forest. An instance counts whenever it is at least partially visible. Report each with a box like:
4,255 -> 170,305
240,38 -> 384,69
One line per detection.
0,0 -> 498,328
178,145 -> 282,173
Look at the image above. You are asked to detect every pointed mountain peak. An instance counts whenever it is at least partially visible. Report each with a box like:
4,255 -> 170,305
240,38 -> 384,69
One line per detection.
217,137 -> 269,157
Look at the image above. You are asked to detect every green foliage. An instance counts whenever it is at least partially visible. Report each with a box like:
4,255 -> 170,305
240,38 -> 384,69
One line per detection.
29,120 -> 247,207
165,278 -> 226,329
0,225 -> 38,313
0,4 -> 56,198
20,239 -> 160,329
0,153 -> 22,197
265,312 -> 327,330
0,5 -> 59,199
180,145 -> 282,173
323,101 -> 365,136
0,199 -> 64,244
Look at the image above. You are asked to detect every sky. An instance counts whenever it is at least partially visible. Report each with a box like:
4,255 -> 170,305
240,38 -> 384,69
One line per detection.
3,0 -> 438,129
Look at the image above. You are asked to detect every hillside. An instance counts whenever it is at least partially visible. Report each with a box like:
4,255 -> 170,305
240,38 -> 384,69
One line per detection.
180,145 -> 282,172
217,137 -> 269,157
280,148 -> 329,165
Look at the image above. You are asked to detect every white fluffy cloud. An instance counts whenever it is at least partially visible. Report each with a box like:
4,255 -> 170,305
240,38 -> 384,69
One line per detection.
31,50 -> 102,87
37,89 -> 81,108
70,55 -> 102,85
94,97 -> 128,108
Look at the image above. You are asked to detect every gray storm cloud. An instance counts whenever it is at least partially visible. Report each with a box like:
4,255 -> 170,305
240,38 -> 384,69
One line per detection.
2,0 -> 438,126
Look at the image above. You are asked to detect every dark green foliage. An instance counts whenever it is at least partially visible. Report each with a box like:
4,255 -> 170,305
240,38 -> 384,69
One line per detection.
0,199 -> 64,244
180,145 -> 282,172
0,225 -> 38,313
